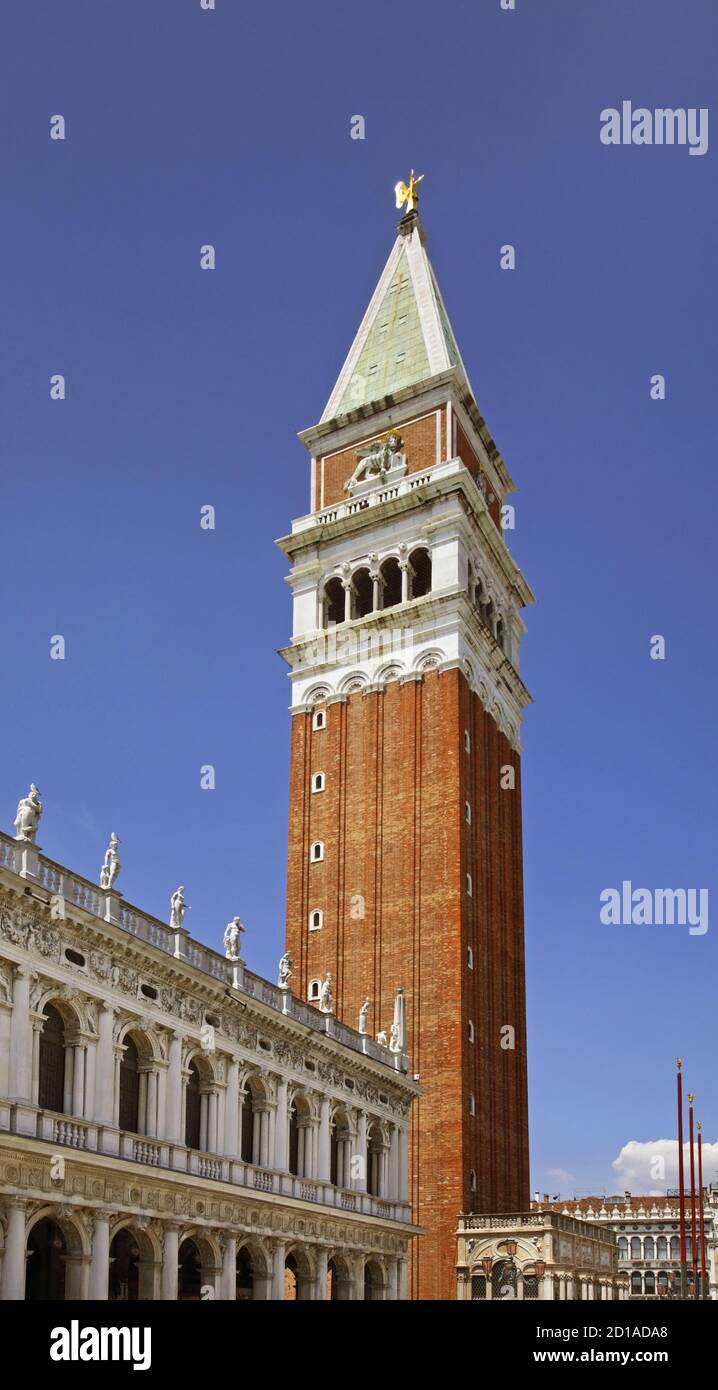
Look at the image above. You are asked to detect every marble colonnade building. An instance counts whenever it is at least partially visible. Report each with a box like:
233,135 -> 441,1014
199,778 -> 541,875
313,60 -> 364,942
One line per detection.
0,824 -> 419,1301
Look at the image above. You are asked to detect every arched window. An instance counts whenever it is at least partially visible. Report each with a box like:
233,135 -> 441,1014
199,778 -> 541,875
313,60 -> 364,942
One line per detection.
308,978 -> 321,1001
631,1271 -> 643,1295
380,556 -> 402,609
185,1059 -> 201,1150
669,1235 -> 680,1260
312,708 -> 326,731
323,577 -> 345,627
288,1105 -> 300,1177
119,1035 -> 140,1134
656,1235 -> 668,1260
644,1236 -> 655,1261
38,1004 -> 66,1114
352,566 -> 373,618
311,772 -> 325,793
310,840 -> 324,862
367,1122 -> 384,1197
630,1236 -> 642,1260
618,1237 -> 629,1261
309,909 -> 323,931
240,1085 -> 255,1164
644,1271 -> 656,1295
409,547 -> 431,598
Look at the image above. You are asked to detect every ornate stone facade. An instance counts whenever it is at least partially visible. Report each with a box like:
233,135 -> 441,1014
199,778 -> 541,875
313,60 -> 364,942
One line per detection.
457,1210 -> 627,1302
0,830 -> 418,1301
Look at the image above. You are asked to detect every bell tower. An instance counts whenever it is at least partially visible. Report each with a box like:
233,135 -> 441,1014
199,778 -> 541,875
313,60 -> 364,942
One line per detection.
278,191 -> 535,1300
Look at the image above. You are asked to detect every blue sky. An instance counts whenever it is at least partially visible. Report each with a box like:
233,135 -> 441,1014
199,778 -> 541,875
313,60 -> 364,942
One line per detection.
1,0 -> 715,1197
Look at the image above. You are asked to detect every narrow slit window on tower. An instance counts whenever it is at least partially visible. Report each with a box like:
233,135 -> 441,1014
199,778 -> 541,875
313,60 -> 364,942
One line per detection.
468,1020 -> 475,1043
465,801 -> 471,824
470,1169 -> 477,1192
309,909 -> 323,932
310,841 -> 324,863
308,978 -> 321,1001
312,709 -> 326,731
311,772 -> 325,793
469,1093 -> 476,1117
467,945 -> 473,969
464,730 -> 471,753
466,873 -> 472,897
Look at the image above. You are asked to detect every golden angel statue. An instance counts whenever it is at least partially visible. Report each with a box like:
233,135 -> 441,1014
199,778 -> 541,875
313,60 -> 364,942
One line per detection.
395,170 -> 424,214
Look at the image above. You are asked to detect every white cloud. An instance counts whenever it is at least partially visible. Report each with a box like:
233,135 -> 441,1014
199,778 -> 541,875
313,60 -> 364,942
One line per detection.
612,1139 -> 718,1193
545,1167 -> 575,1185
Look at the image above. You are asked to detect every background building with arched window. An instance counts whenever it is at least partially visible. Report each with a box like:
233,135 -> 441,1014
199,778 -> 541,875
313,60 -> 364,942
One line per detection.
538,1194 -> 718,1301
0,822 -> 419,1301
457,1209 -> 627,1301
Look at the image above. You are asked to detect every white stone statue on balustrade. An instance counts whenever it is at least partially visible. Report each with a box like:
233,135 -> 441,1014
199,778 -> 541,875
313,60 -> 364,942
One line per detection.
277,950 -> 292,990
99,833 -> 121,891
223,916 -> 245,961
358,998 -> 370,1035
170,886 -> 190,930
319,972 -> 333,1014
376,1029 -> 388,1048
14,784 -> 42,843
389,985 -> 405,1054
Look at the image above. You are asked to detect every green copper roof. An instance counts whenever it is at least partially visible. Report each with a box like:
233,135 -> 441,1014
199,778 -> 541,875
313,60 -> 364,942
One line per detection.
322,220 -> 472,422
337,249 -> 430,414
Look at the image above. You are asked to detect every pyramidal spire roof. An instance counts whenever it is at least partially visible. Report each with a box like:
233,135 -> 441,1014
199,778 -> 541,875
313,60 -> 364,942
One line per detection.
321,212 -> 474,424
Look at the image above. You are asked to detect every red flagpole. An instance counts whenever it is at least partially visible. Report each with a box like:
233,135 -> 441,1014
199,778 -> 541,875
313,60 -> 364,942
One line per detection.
677,1060 -> 687,1297
688,1093 -> 698,1299
698,1123 -> 707,1300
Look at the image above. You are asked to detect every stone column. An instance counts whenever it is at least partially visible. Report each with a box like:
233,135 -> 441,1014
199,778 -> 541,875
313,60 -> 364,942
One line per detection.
161,1226 -> 179,1301
146,1070 -> 158,1138
274,1079 -> 288,1171
30,1019 -> 42,1104
71,1043 -> 86,1118
400,561 -> 410,603
397,1256 -> 408,1301
272,1240 -> 287,1301
112,1046 -> 123,1128
314,1246 -> 329,1301
343,580 -> 352,623
94,1003 -> 114,1125
352,1254 -> 365,1301
0,1200 -> 27,1300
385,1256 -> 399,1300
355,1112 -> 368,1193
317,1098 -> 330,1181
221,1235 -> 237,1301
8,969 -> 32,1100
541,1272 -> 553,1300
398,1123 -> 408,1202
224,1059 -> 240,1157
388,1123 -> 399,1200
88,1213 -> 111,1299
164,1034 -> 183,1143
208,1090 -> 218,1153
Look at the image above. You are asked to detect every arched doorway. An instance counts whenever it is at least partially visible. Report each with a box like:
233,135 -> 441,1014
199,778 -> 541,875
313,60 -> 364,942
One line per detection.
364,1259 -> 384,1301
109,1229 -> 140,1301
178,1239 -> 202,1300
284,1249 -> 313,1301
327,1256 -> 351,1301
240,1085 -> 255,1163
236,1246 -> 254,1301
38,1005 -> 66,1113
26,1218 -> 66,1300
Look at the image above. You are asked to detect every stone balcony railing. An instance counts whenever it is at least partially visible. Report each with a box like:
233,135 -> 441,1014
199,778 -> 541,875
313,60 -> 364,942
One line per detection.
290,457 -> 506,538
1,1105 -> 411,1225
0,830 -> 407,1073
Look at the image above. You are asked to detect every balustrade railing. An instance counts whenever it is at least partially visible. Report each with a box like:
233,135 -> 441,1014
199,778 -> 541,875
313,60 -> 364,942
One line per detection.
0,829 -> 408,1074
